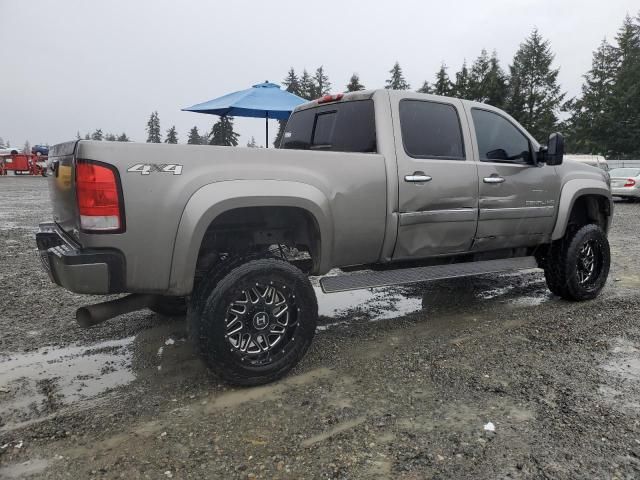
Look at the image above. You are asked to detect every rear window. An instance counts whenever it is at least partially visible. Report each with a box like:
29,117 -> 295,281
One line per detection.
399,100 -> 465,159
280,100 -> 376,153
610,168 -> 640,177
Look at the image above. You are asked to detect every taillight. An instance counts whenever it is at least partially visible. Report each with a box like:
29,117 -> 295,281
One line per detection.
75,160 -> 124,232
624,178 -> 636,187
317,93 -> 344,104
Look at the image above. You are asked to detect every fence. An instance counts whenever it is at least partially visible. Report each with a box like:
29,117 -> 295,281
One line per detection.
608,160 -> 640,169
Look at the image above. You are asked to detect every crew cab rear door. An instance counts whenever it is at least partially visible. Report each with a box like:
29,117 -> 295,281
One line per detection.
390,92 -> 479,260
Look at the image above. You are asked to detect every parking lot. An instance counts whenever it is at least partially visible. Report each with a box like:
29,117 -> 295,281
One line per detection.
1,176 -> 640,479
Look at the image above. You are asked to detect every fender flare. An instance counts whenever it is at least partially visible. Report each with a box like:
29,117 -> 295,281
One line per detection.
551,179 -> 613,240
168,180 -> 334,294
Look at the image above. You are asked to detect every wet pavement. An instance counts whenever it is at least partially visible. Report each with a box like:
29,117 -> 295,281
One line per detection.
1,176 -> 640,479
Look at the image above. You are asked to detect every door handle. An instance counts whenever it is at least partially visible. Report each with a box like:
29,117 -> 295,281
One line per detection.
405,173 -> 432,183
483,176 -> 505,184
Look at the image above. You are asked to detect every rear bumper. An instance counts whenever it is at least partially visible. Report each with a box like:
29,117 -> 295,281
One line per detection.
611,187 -> 640,198
36,222 -> 126,294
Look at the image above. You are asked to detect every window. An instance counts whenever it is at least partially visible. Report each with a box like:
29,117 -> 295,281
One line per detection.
281,100 -> 376,153
471,109 -> 531,164
399,100 -> 465,159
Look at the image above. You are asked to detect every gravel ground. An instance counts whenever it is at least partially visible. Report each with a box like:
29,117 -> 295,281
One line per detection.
1,176 -> 640,479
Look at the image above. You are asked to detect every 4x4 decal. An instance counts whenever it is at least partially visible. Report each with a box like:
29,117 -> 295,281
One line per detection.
127,164 -> 183,175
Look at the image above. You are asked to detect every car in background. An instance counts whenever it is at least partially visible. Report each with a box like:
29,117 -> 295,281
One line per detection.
32,145 -> 49,156
565,154 -> 609,171
0,145 -> 20,156
610,167 -> 640,201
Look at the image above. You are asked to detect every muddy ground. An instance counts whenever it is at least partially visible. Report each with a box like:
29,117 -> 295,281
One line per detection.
1,176 -> 640,479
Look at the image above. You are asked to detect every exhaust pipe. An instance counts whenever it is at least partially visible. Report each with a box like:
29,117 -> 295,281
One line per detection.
76,294 -> 156,328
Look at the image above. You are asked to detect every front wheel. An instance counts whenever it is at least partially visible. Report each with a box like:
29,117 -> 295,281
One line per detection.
542,224 -> 610,301
190,257 -> 317,386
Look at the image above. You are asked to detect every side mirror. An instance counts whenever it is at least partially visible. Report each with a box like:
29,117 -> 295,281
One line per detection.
544,132 -> 564,165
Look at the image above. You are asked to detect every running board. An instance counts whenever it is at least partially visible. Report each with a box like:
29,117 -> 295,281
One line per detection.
320,256 -> 539,293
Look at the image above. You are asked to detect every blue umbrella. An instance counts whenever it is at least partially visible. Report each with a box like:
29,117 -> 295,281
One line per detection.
182,81 -> 307,147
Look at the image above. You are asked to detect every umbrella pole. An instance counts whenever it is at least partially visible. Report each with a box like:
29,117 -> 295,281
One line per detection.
265,113 -> 269,148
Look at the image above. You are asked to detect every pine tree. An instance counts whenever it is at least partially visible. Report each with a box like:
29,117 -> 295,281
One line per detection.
434,64 -> 453,96
609,14 -> 640,158
385,62 -> 410,90
345,73 -> 365,92
209,116 -> 239,146
146,111 -> 161,143
563,39 -> 618,154
417,81 -> 433,94
104,133 -> 117,141
187,126 -> 201,145
299,69 -> 315,100
91,129 -> 103,141
116,133 -> 130,142
506,29 -> 565,141
165,126 -> 178,144
310,66 -> 331,98
469,49 -> 509,107
452,61 -> 472,99
283,68 -> 302,96
247,136 -> 259,148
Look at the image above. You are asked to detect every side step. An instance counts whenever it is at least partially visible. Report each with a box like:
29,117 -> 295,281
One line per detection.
320,256 -> 539,293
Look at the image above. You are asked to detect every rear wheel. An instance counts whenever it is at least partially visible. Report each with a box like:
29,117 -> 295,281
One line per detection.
190,257 -> 317,386
542,224 -> 610,301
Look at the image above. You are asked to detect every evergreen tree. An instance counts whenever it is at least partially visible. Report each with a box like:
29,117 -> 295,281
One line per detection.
146,111 -> 162,143
385,62 -> 410,90
434,64 -> 453,96
417,81 -> 433,94
165,126 -> 178,144
209,116 -> 239,146
346,73 -> 365,92
452,61 -> 472,99
187,126 -> 201,145
609,14 -> 640,158
506,29 -> 565,141
91,129 -> 103,141
469,49 -> 509,107
104,133 -> 117,141
310,65 -> 331,98
299,69 -> 315,100
282,68 -> 302,96
116,133 -> 130,142
247,136 -> 259,148
563,39 -> 618,154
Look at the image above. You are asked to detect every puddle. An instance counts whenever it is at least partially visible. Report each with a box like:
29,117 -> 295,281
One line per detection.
599,338 -> 640,412
0,458 -> 49,479
0,337 -> 135,432
312,281 -> 423,329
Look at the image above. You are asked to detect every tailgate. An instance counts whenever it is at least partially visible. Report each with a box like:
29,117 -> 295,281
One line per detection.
48,140 -> 79,235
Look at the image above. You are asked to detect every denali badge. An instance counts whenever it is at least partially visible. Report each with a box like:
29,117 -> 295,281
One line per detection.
127,164 -> 183,175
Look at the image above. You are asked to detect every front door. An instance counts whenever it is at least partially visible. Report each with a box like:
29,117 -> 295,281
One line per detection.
392,95 -> 479,260
467,107 -> 561,250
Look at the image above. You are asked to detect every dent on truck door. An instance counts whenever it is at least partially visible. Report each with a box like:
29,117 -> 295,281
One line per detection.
469,108 -> 561,250
392,96 -> 479,260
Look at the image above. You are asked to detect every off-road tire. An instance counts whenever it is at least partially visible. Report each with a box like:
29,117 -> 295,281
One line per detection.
190,257 -> 317,386
543,224 -> 610,301
149,296 -> 187,317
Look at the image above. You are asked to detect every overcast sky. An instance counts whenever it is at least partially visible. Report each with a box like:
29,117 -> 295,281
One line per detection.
1,0 -> 637,149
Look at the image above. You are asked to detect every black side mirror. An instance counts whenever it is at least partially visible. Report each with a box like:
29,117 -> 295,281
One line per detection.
544,132 -> 564,165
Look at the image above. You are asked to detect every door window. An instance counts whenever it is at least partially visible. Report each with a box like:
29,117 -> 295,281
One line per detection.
399,100 -> 465,160
471,109 -> 532,164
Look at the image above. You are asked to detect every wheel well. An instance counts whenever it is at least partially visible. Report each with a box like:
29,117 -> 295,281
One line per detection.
195,206 -> 321,279
568,195 -> 610,232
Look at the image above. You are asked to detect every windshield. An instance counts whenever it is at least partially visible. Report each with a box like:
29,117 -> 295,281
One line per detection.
281,99 -> 376,153
610,168 -> 640,177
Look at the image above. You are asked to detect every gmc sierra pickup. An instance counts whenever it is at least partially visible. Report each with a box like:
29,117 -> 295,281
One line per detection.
37,89 -> 613,385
